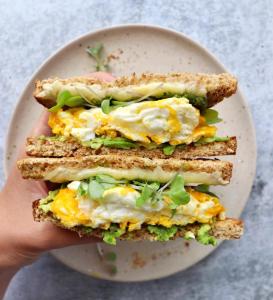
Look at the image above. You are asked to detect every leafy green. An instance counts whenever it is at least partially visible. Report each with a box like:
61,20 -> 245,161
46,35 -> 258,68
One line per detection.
48,90 -> 86,112
88,179 -> 105,200
136,182 -> 160,207
77,182 -> 88,197
182,93 -> 208,111
193,184 -> 217,197
101,99 -> 112,114
103,137 -> 138,149
95,174 -> 127,189
86,43 -> 109,71
83,138 -> 104,149
163,144 -> 176,155
147,225 -> 178,242
195,136 -> 229,145
203,109 -> 222,124
96,174 -> 126,185
165,174 -> 190,209
83,137 -> 138,150
196,224 -> 217,246
102,225 -> 124,245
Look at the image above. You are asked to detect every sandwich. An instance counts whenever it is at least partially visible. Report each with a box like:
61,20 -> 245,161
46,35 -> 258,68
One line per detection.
17,72 -> 243,245
30,72 -> 237,156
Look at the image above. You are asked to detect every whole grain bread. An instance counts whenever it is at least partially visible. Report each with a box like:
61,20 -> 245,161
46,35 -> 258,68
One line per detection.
26,136 -> 237,158
34,72 -> 237,108
32,199 -> 243,240
17,155 -> 233,184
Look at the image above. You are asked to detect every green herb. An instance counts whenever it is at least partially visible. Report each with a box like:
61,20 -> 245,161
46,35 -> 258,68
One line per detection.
105,252 -> 117,262
147,225 -> 178,242
194,184 -> 217,197
77,182 -> 88,196
88,179 -> 105,200
136,183 -> 160,207
101,99 -> 112,114
196,224 -> 217,246
95,174 -> 127,189
184,231 -> 195,240
48,90 -> 86,112
203,109 -> 222,124
86,43 -> 109,71
165,174 -> 190,209
195,136 -> 230,145
102,225 -> 124,245
64,96 -> 86,107
163,144 -> 176,155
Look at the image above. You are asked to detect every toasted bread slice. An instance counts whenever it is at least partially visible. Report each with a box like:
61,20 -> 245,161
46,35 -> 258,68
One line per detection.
17,155 -> 232,185
32,199 -> 243,240
26,136 -> 237,158
34,72 -> 237,108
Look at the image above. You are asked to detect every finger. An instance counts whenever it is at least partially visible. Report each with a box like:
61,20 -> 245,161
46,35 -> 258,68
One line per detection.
16,111 -> 51,159
85,72 -> 115,82
38,223 -> 100,251
30,110 -> 51,137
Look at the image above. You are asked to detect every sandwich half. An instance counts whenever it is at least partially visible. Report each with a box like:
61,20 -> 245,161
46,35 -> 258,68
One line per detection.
31,72 -> 237,157
33,174 -> 243,245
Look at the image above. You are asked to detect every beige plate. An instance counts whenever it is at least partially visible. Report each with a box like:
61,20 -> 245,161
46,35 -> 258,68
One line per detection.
4,24 -> 256,282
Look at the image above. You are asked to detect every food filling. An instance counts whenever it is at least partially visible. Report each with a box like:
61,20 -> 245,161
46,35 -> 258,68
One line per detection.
48,97 -> 217,146
39,174 -> 225,245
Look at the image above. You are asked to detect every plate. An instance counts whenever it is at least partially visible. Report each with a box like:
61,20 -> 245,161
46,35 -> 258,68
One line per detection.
4,24 -> 256,282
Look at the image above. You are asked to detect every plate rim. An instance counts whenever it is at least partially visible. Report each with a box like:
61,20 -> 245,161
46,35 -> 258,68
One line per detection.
3,23 -> 257,282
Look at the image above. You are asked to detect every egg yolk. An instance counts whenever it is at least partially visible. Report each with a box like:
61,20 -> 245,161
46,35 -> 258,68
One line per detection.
50,189 -> 91,227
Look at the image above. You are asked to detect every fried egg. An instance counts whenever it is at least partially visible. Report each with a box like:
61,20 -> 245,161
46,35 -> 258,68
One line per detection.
48,97 -> 216,145
49,182 -> 225,230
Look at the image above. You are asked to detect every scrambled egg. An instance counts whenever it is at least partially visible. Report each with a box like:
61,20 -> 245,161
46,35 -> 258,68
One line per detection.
49,181 -> 225,230
48,97 -> 216,145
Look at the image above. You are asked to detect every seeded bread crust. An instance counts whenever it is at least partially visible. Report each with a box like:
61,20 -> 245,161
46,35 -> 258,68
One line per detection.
32,200 -> 243,240
17,155 -> 233,183
34,72 -> 237,108
26,137 -> 237,159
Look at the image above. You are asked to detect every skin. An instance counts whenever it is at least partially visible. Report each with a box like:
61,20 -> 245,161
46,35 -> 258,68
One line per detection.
0,72 -> 115,299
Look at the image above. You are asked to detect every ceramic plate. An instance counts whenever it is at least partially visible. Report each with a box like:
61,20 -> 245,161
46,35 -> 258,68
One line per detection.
4,24 -> 256,282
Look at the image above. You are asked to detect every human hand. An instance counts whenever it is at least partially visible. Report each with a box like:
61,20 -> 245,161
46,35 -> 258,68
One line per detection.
0,72 -> 115,270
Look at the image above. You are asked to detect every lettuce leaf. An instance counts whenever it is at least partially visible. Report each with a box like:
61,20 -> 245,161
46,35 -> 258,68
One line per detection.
203,109 -> 222,124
